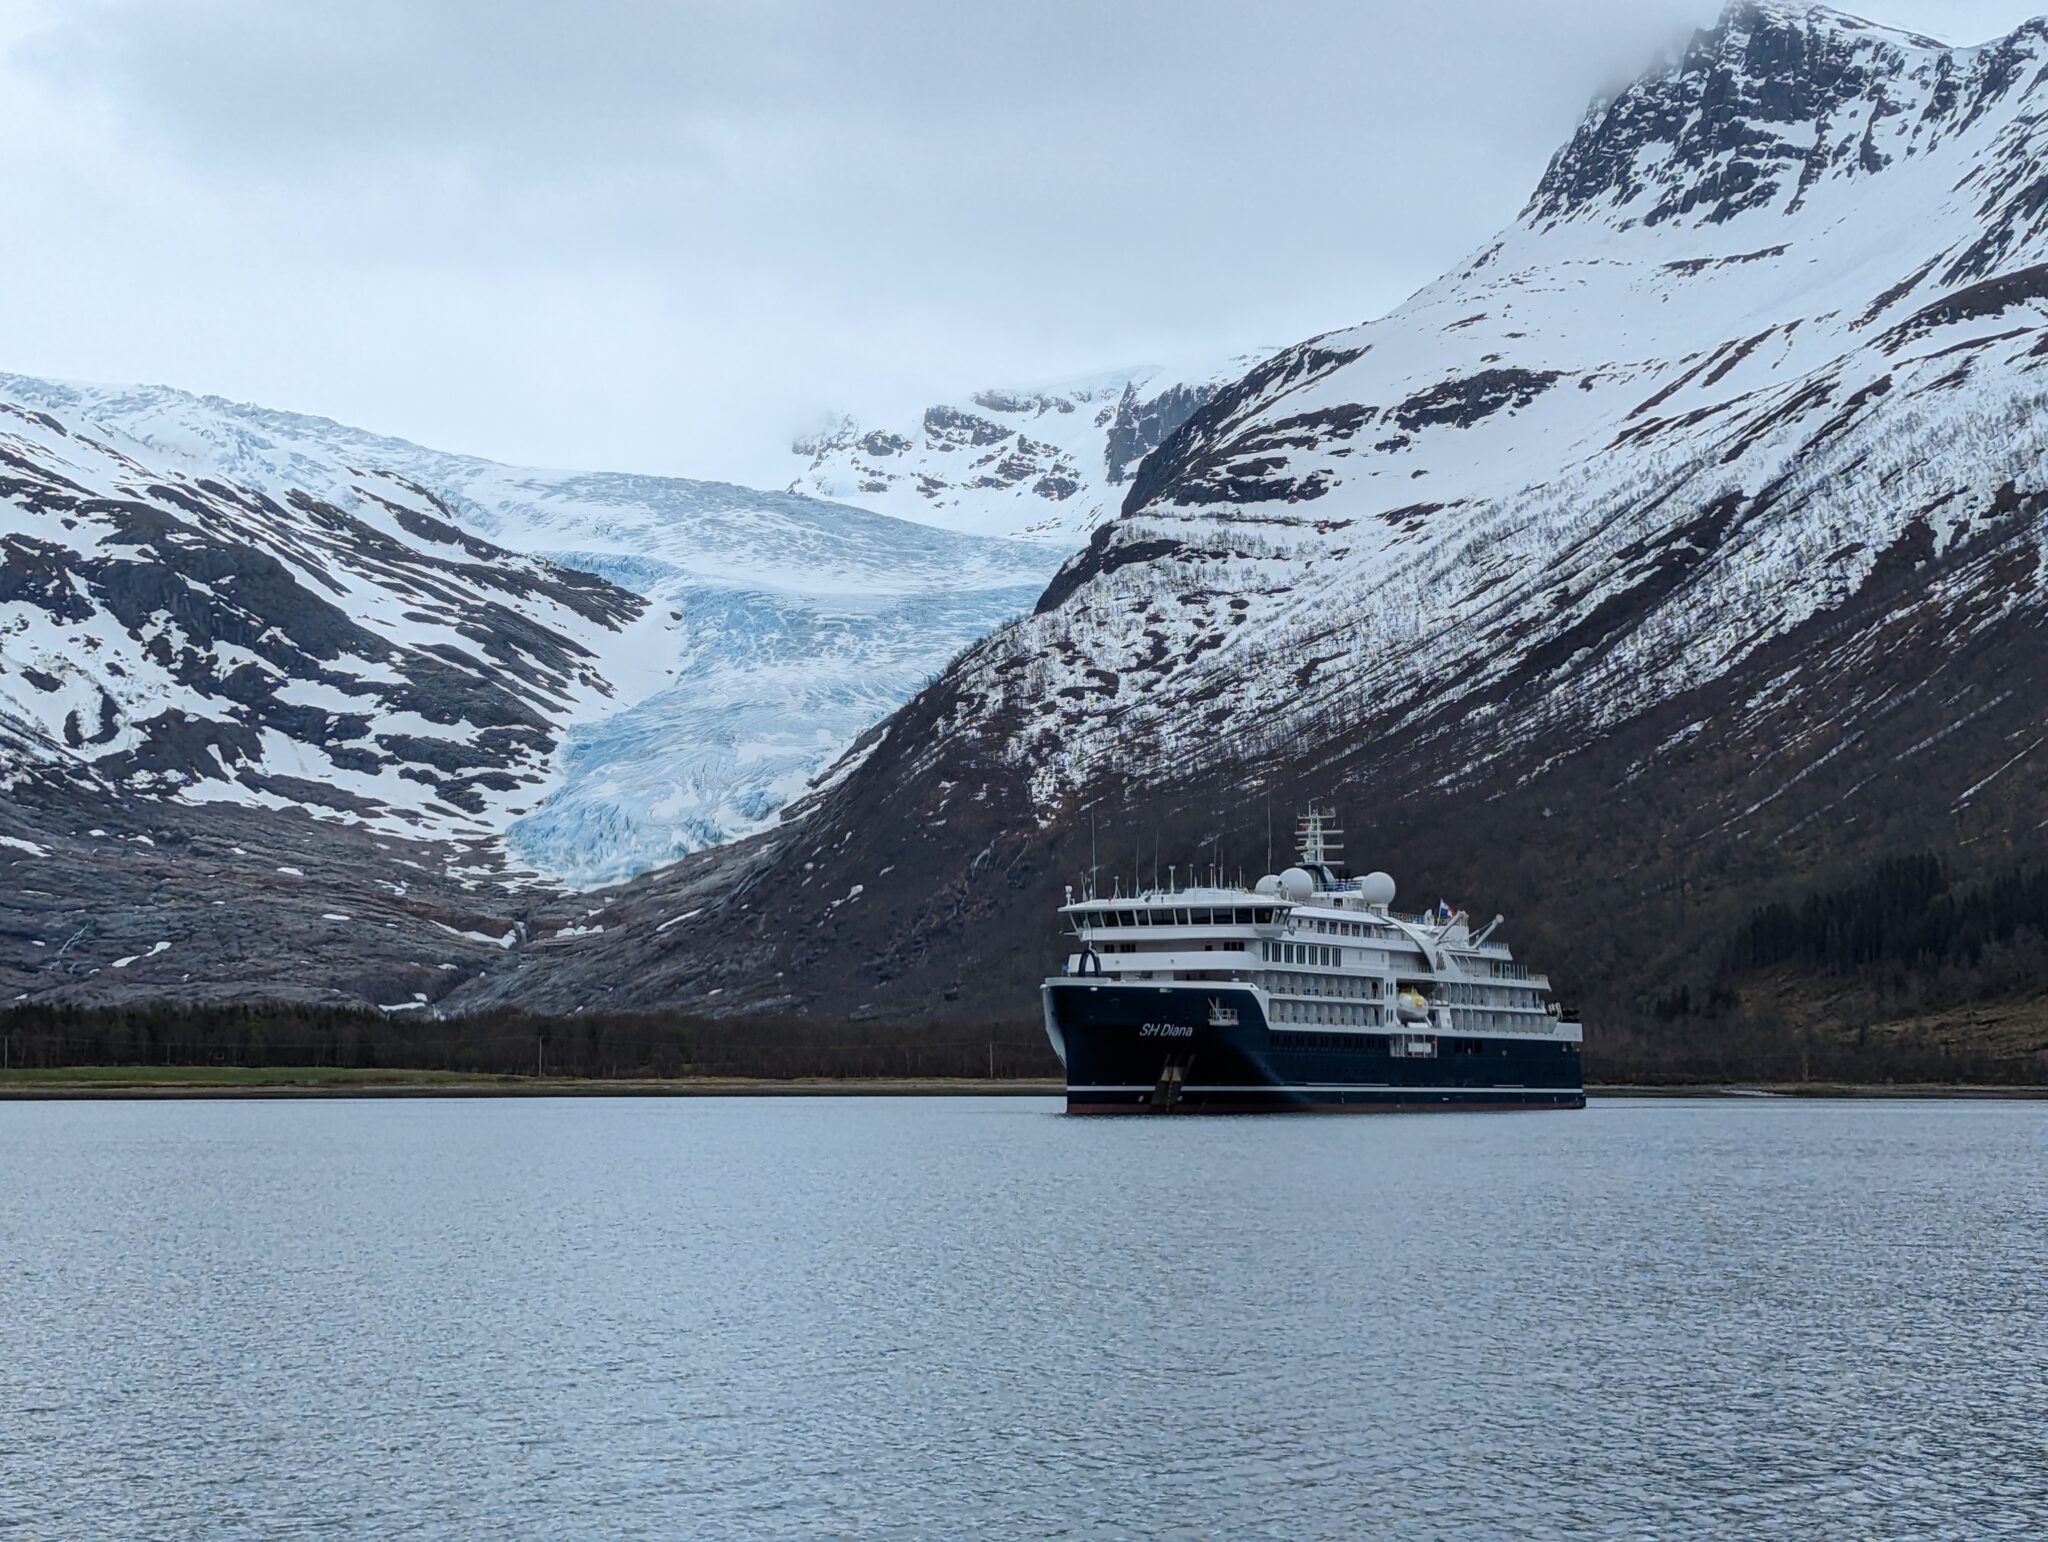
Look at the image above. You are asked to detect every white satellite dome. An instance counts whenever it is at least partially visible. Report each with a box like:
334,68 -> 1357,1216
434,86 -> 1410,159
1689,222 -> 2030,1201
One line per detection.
1254,874 -> 1283,896
1278,867 -> 1315,902
1358,871 -> 1396,908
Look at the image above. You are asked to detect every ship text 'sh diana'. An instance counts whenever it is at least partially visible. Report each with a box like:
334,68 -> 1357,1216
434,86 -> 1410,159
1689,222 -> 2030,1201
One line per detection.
1041,808 -> 1584,1113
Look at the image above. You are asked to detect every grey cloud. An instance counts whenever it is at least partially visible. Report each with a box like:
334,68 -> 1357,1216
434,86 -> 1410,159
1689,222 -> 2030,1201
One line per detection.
0,0 -> 2031,486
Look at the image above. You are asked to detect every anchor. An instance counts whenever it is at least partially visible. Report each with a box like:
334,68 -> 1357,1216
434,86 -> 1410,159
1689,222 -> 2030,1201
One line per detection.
1150,1052 -> 1192,1111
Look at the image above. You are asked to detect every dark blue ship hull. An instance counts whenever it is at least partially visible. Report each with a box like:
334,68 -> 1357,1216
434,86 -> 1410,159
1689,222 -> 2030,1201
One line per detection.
1044,981 -> 1583,1113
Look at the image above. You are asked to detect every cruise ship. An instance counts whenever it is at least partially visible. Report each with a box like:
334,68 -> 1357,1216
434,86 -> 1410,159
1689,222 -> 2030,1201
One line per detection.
1041,809 -> 1584,1113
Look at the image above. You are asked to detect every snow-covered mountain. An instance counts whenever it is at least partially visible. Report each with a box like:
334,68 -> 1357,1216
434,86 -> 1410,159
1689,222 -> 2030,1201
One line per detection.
0,400 -> 655,839
952,0 -> 2048,809
787,356 -> 1271,544
529,1 -> 2048,1026
0,378 -> 1061,884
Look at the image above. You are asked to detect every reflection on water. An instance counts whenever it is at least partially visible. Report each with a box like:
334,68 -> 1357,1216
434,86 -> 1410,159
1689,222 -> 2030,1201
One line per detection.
2,1097 -> 2040,1537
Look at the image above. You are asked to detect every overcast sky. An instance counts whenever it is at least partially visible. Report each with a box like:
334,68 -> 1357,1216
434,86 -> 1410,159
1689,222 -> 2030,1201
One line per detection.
0,0 -> 2037,487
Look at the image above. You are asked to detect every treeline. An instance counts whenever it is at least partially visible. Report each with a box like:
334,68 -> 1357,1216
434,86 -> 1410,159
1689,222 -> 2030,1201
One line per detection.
0,1001 -> 1064,1081
2,996 -> 2034,1086
1593,851 -> 2048,1085
1733,854 -> 2048,977
1583,1015 -> 2035,1086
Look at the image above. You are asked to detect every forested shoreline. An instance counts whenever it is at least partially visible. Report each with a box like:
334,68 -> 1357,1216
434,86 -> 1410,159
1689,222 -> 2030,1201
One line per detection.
3,993 -> 2039,1086
0,1003 -> 1065,1082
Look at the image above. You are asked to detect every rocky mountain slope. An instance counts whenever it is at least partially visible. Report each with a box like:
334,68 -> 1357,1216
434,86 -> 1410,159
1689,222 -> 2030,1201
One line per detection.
0,378 -> 1060,885
787,356 -> 1269,544
505,1 -> 2048,1048
0,399 -> 653,842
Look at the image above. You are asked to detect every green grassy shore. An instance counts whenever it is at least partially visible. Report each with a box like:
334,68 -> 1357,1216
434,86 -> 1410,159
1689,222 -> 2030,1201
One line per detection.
0,1065 -> 1065,1098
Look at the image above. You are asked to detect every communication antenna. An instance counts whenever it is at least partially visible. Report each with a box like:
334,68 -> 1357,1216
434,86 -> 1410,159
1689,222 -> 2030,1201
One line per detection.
1296,804 -> 1346,870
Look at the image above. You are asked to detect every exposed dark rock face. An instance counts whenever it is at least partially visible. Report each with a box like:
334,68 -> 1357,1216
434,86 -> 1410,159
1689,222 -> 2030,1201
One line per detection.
1392,368 -> 1562,432
1119,344 -> 1366,515
1034,527 -> 1191,616
1103,381 -> 1221,484
1526,2 -> 1950,230
922,406 -> 1008,450
972,388 -> 1077,415
0,771 -> 551,1011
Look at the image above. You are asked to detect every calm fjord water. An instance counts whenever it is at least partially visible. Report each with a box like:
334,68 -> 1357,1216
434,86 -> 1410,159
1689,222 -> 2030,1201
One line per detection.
1,1097 -> 2040,1538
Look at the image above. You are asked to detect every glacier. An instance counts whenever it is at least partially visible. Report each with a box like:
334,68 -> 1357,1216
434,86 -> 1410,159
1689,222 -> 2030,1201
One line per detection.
0,374 -> 1061,886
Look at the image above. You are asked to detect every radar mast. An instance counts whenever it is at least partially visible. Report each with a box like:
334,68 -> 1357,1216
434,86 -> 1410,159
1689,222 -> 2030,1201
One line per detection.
1295,804 -> 1345,880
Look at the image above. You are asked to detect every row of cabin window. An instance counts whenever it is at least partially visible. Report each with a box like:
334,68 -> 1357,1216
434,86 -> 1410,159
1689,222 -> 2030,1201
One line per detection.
1092,906 -> 1278,928
1269,1000 -> 1384,1027
1299,917 -> 1388,940
1256,969 -> 1380,999
1270,1030 -> 1499,1055
1442,982 -> 1542,1009
1093,942 -> 1248,957
1261,942 -> 1341,967
1450,1008 -> 1531,1032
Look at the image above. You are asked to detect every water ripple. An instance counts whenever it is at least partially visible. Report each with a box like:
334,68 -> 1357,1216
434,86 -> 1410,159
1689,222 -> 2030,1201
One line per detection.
0,1097 -> 2041,1538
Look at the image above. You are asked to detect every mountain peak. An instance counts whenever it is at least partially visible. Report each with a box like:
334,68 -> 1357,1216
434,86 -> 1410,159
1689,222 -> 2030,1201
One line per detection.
1721,2 -> 1947,52
785,351 -> 1276,543
1522,0 -> 2038,231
